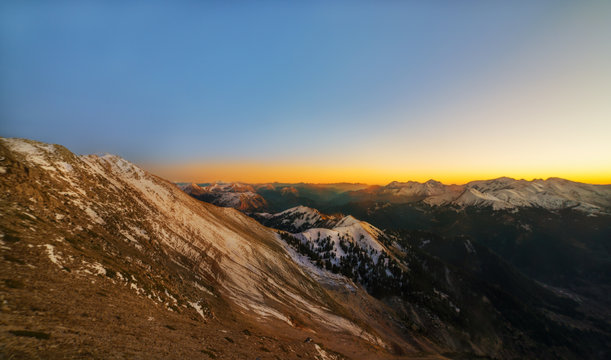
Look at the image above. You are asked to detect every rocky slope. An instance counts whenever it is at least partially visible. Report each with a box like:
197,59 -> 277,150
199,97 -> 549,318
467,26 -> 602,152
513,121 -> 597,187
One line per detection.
3,138 -> 610,359
0,138 -> 424,359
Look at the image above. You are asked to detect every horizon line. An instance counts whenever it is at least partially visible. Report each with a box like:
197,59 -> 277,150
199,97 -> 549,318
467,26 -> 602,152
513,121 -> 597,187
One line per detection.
2,137 -> 609,186
170,176 -> 611,187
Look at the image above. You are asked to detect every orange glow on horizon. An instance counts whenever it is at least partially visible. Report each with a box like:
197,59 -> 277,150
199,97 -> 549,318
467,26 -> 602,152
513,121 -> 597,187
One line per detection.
140,162 -> 611,186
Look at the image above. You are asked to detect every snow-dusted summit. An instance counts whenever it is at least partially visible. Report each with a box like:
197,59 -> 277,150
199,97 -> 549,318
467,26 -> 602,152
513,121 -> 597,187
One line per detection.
255,206 -> 403,291
367,177 -> 611,213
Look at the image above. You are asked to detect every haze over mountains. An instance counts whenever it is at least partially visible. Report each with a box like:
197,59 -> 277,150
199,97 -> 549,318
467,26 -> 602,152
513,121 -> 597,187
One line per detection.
2,138 -> 611,359
180,176 -> 611,214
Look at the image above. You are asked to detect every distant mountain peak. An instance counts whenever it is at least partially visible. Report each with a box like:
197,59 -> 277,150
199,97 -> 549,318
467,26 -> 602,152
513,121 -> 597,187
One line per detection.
373,176 -> 611,213
180,180 -> 266,211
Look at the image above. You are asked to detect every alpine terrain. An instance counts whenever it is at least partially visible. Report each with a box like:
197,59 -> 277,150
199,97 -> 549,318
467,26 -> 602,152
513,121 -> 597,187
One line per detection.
2,138 -> 610,359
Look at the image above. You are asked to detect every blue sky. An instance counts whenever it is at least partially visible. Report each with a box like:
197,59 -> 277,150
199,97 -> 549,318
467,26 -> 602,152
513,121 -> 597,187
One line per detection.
1,1 -> 610,183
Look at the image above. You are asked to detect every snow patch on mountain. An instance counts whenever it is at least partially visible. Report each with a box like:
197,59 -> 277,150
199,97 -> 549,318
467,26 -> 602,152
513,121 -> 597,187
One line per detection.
452,178 -> 611,212
374,177 -> 611,213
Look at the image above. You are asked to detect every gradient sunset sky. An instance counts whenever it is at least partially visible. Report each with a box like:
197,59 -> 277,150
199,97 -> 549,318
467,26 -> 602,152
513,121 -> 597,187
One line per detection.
1,1 -> 610,184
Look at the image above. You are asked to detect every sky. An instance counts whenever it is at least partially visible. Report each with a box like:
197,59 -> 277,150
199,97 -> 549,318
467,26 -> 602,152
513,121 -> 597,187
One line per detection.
1,1 -> 610,184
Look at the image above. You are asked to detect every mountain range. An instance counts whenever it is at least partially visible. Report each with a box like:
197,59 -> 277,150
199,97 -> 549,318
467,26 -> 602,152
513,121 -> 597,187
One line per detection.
179,182 -> 268,212
2,137 -> 610,359
180,177 -> 611,214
